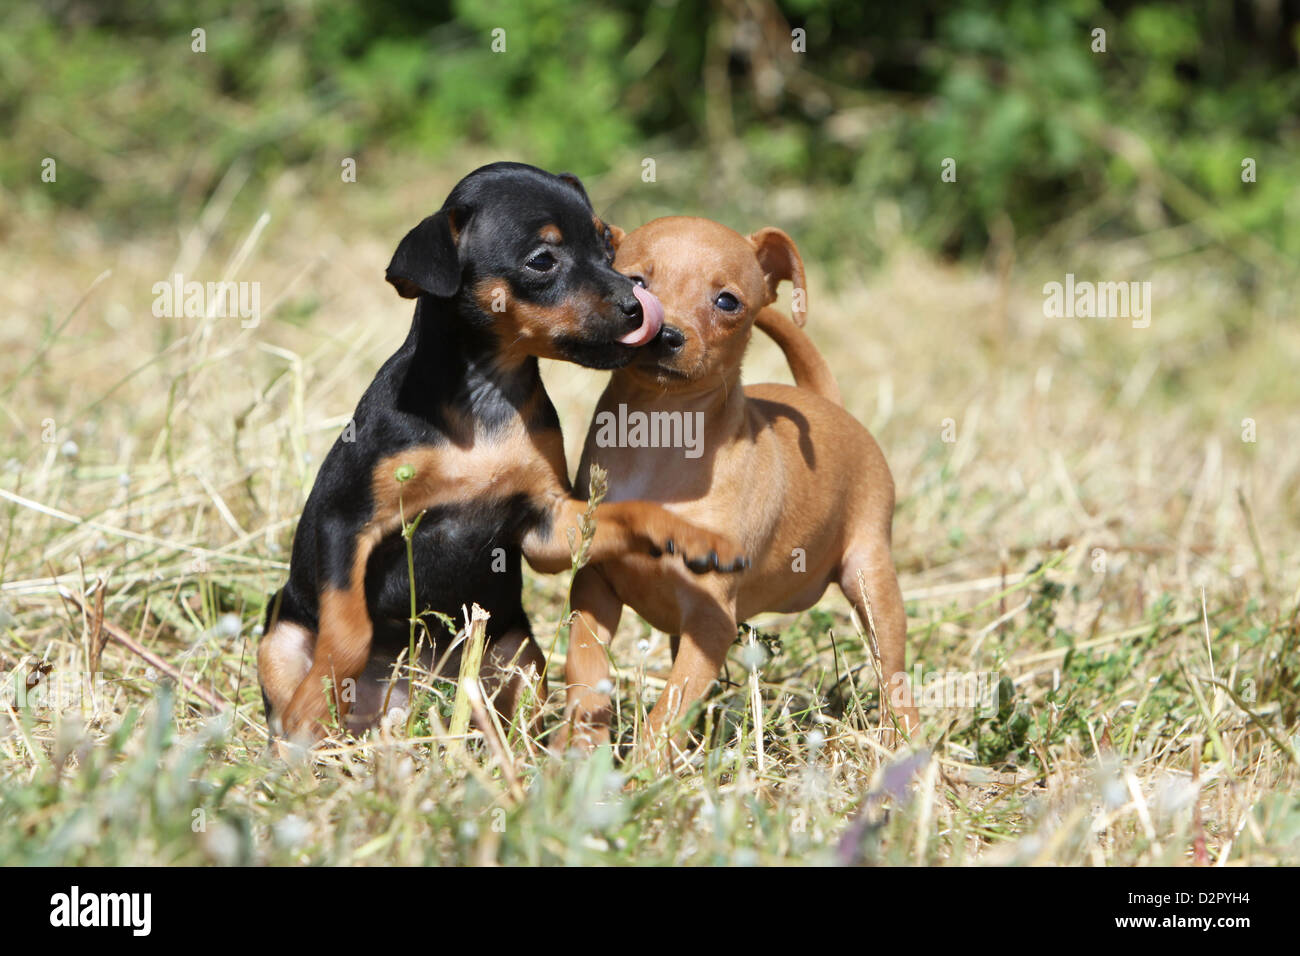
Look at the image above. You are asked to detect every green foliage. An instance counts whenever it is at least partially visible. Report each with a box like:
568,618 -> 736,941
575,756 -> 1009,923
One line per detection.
3,0 -> 1296,269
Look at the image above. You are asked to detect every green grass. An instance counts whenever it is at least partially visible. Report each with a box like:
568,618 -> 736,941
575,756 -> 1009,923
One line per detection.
1,154 -> 1298,865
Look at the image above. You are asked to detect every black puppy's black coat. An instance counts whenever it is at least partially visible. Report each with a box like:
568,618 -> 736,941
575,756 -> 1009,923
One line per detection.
259,163 -> 741,742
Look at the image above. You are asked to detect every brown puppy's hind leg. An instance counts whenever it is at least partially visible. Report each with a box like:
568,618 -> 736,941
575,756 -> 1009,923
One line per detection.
839,546 -> 919,741
558,568 -> 623,751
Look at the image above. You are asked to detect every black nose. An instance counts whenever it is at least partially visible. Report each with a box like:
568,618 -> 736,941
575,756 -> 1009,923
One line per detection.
620,296 -> 642,321
659,325 -> 685,352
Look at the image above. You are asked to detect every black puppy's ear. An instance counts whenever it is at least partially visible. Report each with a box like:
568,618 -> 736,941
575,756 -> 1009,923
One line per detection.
595,218 -> 625,260
385,208 -> 464,299
556,172 -> 593,209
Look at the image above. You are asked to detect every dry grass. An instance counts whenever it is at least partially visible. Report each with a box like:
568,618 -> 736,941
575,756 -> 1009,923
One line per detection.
2,161 -> 1298,865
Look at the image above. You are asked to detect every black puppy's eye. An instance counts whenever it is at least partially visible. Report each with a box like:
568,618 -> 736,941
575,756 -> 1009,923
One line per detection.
526,251 -> 557,272
629,276 -> 647,288
715,292 -> 741,312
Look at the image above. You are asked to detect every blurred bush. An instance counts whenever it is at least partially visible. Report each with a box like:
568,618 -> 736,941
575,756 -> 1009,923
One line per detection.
2,0 -> 1297,267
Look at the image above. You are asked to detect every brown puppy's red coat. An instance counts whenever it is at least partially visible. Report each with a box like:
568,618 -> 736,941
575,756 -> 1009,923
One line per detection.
561,216 -> 918,754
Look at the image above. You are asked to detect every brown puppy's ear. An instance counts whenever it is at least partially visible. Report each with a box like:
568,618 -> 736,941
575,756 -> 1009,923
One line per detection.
606,223 -> 626,248
385,207 -> 465,299
749,227 -> 808,327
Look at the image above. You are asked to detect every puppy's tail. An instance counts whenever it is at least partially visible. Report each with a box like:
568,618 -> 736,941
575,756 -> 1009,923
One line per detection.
754,306 -> 843,406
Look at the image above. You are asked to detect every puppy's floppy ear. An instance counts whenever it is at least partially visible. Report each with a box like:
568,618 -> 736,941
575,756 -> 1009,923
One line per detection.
749,227 -> 808,327
556,172 -> 593,209
385,207 -> 465,299
596,219 -> 625,256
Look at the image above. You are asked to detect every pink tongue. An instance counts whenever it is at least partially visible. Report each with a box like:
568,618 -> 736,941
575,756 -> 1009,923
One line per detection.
619,285 -> 665,346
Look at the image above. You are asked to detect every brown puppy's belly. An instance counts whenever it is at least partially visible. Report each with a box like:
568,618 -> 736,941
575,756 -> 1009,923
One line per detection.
599,551 -> 837,633
736,574 -> 833,619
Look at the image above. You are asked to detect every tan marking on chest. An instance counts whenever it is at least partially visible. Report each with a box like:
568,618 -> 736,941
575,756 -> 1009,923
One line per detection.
371,423 -> 558,532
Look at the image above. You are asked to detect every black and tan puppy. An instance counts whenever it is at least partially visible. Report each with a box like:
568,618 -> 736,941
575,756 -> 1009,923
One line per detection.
561,216 -> 918,754
258,166 -> 746,745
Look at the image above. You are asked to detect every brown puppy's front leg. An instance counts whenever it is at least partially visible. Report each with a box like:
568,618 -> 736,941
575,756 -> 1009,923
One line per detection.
557,567 -> 624,751
643,604 -> 738,761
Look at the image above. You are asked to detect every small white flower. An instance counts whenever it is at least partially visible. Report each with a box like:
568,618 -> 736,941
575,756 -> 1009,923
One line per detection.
1153,774 -> 1198,815
1016,834 -> 1043,860
805,729 -> 826,751
200,714 -> 230,744
214,613 -> 240,639
637,638 -> 650,655
203,821 -> 241,865
1101,775 -> 1127,809
594,679 -> 614,696
739,642 -> 768,672
60,440 -> 79,458
273,815 -> 309,849
586,800 -> 620,828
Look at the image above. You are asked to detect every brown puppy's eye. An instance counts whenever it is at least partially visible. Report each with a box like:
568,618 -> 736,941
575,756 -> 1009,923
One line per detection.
629,276 -> 647,288
526,251 -> 557,272
715,292 -> 740,312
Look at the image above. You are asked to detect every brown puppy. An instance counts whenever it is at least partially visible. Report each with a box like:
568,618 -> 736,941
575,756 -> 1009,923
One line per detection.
561,216 -> 918,754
